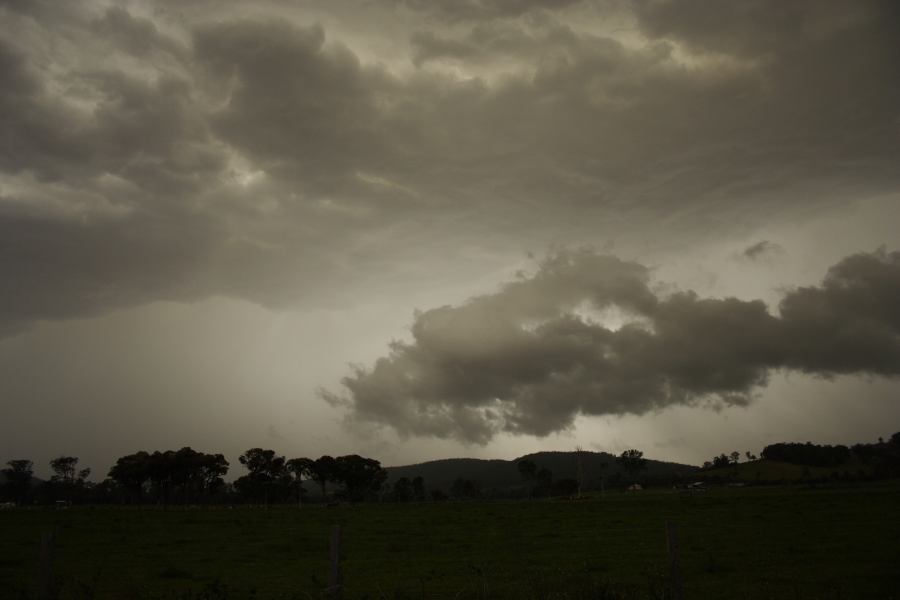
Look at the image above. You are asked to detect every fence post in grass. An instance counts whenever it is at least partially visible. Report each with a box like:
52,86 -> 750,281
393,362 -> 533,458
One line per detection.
327,524 -> 343,600
40,530 -> 55,600
665,521 -> 684,600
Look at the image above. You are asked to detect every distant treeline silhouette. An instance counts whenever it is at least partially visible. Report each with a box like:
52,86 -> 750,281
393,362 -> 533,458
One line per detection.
701,432 -> 900,477
2,432 -> 899,506
0,448 -> 391,507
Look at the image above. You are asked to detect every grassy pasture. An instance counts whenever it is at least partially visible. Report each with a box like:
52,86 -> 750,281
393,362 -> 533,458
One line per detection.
2,484 -> 899,599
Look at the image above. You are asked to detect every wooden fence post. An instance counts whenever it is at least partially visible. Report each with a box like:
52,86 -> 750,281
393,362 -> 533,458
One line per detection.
327,525 -> 343,600
665,521 -> 684,600
40,530 -> 55,600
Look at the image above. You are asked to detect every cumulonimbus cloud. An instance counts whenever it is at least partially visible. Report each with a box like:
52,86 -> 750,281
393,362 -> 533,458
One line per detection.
325,248 -> 900,443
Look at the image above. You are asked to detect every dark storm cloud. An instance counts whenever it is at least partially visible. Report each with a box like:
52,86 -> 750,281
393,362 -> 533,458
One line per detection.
90,7 -> 186,60
0,40 -> 81,180
328,249 -> 900,443
742,241 -> 783,261
0,211 -> 222,337
410,19 -> 580,66
0,0 -> 898,335
193,19 -> 388,195
632,0 -> 894,58
398,0 -> 584,21
0,5 -> 230,333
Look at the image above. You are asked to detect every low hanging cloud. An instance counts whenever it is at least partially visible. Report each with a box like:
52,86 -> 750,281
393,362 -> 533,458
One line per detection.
326,248 -> 900,443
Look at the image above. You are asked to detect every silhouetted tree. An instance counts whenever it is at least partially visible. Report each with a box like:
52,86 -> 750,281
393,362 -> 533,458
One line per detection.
147,451 -> 176,506
108,451 -> 151,503
729,451 -> 740,465
850,433 -> 900,478
304,455 -> 338,501
107,449 -> 225,505
193,451 -> 229,496
712,454 -> 730,468
48,456 -> 90,503
333,455 -> 387,502
617,449 -> 647,485
49,456 -> 79,485
236,448 -> 287,507
762,442 -> 850,467
286,458 -> 310,508
2,460 -> 33,504
169,447 -> 228,504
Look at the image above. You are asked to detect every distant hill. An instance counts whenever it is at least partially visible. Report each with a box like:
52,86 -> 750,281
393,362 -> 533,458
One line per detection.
384,450 -> 699,494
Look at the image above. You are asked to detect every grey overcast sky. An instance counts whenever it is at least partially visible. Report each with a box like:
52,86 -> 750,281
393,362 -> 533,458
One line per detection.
1,0 -> 899,478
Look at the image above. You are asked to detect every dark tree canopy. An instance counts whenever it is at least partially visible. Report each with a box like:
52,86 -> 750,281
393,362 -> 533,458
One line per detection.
108,451 -> 152,501
762,442 -> 850,467
333,454 -> 387,502
108,448 -> 229,505
297,455 -> 338,499
236,448 -> 288,505
617,449 -> 647,483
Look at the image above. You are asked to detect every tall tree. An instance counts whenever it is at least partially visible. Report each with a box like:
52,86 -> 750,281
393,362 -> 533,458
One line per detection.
712,454 -> 730,468
170,447 -> 229,505
237,448 -> 287,506
333,455 -> 387,502
194,452 -> 229,496
297,456 -> 337,501
286,457 -> 311,508
617,449 -> 647,485
108,451 -> 151,503
147,450 -> 176,506
49,456 -> 79,485
49,456 -> 90,503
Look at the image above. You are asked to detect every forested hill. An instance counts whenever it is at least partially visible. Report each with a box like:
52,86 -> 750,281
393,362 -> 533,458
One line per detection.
384,450 -> 699,493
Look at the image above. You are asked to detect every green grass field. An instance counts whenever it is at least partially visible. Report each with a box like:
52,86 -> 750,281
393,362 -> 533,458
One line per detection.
2,483 -> 899,599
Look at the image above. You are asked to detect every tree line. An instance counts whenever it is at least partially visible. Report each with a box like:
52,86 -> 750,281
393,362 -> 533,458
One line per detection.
0,448 -> 391,507
2,447 -> 654,506
701,432 -> 900,477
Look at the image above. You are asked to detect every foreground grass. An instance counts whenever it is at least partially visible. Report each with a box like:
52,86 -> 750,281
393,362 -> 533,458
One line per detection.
2,483 -> 899,599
